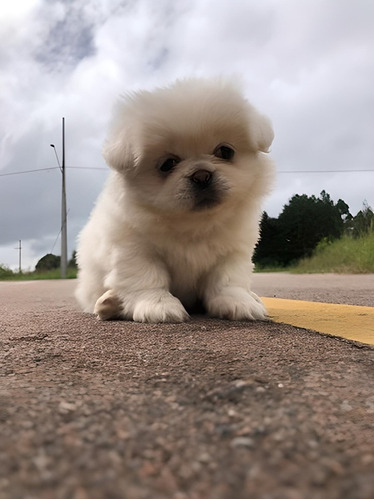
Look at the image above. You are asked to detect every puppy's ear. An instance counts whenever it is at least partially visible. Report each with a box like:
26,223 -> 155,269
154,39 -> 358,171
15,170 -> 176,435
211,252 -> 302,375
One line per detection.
248,107 -> 274,153
102,136 -> 134,172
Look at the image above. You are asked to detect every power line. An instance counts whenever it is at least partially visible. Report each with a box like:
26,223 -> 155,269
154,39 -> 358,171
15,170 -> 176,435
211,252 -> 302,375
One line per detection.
0,167 -> 108,177
67,166 -> 107,171
0,166 -> 108,177
50,209 -> 70,255
50,227 -> 61,255
278,169 -> 374,173
0,167 -> 59,177
1,166 -> 373,177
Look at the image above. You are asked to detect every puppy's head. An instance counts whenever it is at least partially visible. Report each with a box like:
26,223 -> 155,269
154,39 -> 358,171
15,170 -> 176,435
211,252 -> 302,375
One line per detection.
103,78 -> 274,214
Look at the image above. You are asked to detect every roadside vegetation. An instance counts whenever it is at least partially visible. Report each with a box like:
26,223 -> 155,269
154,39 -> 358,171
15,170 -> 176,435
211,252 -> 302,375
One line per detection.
291,232 -> 374,274
0,266 -> 77,281
1,193 -> 373,279
0,251 -> 78,281
254,194 -> 374,274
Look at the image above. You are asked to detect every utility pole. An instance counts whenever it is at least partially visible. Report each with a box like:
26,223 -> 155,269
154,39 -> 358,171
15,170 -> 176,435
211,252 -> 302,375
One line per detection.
18,240 -> 22,273
61,117 -> 67,279
15,240 -> 21,273
50,117 -> 68,279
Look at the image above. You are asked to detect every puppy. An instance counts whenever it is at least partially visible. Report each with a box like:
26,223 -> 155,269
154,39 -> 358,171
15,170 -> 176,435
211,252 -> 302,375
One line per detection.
75,77 -> 274,323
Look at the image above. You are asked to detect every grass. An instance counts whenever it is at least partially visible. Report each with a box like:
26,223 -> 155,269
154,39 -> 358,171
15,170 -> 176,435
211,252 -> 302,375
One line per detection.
0,267 -> 78,281
291,232 -> 374,274
254,264 -> 288,273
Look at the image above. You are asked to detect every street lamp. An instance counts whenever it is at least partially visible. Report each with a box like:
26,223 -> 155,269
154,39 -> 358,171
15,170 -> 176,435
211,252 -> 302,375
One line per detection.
50,117 -> 67,279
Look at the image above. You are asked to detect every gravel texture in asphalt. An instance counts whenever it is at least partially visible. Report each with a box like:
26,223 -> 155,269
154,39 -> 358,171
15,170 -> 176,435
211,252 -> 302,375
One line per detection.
0,279 -> 373,499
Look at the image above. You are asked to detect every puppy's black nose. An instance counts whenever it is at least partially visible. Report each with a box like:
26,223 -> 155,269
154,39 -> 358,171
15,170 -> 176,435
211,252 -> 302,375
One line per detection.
190,170 -> 212,188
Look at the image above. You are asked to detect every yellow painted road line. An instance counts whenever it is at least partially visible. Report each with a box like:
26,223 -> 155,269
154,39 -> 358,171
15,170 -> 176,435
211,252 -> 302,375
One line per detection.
262,297 -> 374,346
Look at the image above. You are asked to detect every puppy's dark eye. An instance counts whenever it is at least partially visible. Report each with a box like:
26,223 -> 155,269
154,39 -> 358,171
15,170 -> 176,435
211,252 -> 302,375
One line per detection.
214,144 -> 235,161
159,157 -> 179,173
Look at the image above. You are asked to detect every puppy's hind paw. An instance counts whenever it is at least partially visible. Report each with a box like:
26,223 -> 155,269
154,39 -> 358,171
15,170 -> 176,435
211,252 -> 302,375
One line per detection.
94,290 -> 123,320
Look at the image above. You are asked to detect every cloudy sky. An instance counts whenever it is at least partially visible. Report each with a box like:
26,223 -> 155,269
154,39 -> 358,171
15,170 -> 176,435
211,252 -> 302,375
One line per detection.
1,0 -> 373,270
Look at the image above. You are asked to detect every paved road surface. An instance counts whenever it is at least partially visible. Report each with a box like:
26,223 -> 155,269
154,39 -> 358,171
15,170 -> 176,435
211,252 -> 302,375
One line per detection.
253,272 -> 374,307
1,276 -> 374,498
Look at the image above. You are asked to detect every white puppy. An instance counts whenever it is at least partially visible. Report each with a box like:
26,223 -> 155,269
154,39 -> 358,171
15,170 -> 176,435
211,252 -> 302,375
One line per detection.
75,78 -> 274,323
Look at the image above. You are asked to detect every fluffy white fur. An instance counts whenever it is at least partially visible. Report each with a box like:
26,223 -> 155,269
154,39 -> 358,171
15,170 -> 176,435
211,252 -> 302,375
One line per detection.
75,78 -> 275,323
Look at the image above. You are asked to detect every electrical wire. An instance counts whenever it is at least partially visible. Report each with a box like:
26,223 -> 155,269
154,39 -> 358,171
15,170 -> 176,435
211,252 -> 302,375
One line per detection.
1,167 -> 373,177
0,167 -> 60,177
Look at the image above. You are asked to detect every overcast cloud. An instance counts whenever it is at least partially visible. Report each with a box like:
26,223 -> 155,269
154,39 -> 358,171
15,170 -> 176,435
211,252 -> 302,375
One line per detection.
1,0 -> 373,270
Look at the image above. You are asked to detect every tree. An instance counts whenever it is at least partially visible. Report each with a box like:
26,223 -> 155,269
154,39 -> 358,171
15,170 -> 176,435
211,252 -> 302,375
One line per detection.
253,212 -> 282,267
68,250 -> 78,269
351,201 -> 374,237
35,254 -> 60,271
254,191 -> 351,267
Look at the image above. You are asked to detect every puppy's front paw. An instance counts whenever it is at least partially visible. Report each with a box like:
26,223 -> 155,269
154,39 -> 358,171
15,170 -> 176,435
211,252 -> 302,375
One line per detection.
94,290 -> 123,320
206,288 -> 267,321
133,291 -> 190,323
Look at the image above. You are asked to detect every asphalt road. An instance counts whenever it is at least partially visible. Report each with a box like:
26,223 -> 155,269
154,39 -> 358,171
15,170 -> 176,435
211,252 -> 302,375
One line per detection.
1,276 -> 374,499
253,272 -> 374,307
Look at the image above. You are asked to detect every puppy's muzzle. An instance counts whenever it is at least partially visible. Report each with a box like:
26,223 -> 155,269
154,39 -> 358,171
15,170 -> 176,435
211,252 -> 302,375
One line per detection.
189,169 -> 223,210
190,169 -> 212,189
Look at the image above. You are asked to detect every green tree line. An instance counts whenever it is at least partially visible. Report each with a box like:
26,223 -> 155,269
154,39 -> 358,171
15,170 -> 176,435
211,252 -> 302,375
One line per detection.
2,191 -> 373,277
254,191 -> 374,268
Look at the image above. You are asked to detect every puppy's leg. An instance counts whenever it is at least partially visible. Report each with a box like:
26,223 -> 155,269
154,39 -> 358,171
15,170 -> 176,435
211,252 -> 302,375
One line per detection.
203,255 -> 267,321
94,290 -> 123,320
104,256 -> 190,323
75,269 -> 107,314
95,288 -> 190,323
131,289 -> 190,323
206,287 -> 267,320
